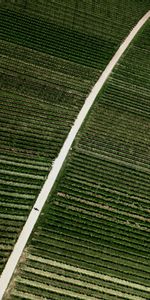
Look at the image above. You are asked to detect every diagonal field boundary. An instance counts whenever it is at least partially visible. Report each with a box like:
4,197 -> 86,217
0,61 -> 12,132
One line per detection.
0,10 -> 150,300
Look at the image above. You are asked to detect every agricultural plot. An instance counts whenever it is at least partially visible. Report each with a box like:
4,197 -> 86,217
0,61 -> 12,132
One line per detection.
9,152 -> 150,299
0,56 -> 99,272
1,0 -> 146,276
5,15 -> 150,300
2,0 -> 150,43
78,20 -> 150,168
0,8 -> 118,70
0,13 -> 102,272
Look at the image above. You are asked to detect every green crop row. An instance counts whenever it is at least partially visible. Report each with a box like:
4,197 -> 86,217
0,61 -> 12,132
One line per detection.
0,40 -> 100,83
13,266 -> 150,300
0,9 -> 118,69
34,230 -> 149,271
61,174 -> 150,207
44,206 -> 150,256
4,0 -> 149,46
1,58 -> 92,94
0,73 -> 85,108
48,199 -> 149,242
65,164 -> 150,198
56,187 -> 150,221
29,244 -> 150,287
24,256 -> 149,299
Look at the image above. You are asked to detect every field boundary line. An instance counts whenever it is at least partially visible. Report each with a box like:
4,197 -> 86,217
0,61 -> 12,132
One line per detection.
0,10 -> 149,299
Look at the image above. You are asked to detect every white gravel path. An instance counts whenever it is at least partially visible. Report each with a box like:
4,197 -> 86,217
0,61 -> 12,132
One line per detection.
0,10 -> 149,299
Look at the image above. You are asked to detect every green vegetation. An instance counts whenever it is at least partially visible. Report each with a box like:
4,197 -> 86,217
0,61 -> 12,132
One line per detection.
0,10 -> 101,272
2,0 -> 150,42
0,9 -> 118,70
5,15 -> 150,300
0,1 -> 150,299
0,61 -> 95,272
78,20 -> 150,167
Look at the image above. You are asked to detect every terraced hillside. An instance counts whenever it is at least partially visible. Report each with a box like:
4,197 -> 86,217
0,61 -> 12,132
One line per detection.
4,14 -> 150,300
1,1 -> 149,277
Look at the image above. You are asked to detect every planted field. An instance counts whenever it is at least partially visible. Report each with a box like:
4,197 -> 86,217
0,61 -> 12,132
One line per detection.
0,25 -> 101,272
78,20 -> 150,168
7,151 -> 150,299
5,15 -> 150,300
0,50 -> 99,272
2,0 -> 150,43
0,8 -> 118,70
1,0 -> 147,277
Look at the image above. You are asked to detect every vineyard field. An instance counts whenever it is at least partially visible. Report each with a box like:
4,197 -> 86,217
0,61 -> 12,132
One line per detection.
2,0 -> 150,43
0,9 -> 118,70
4,14 -> 150,300
1,0 -> 147,277
0,23 -> 101,273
